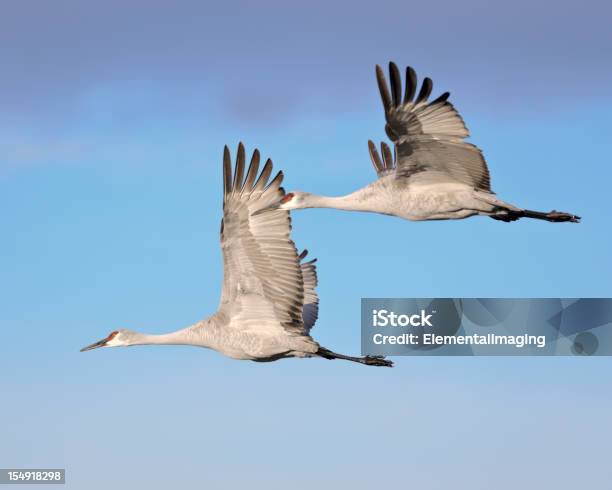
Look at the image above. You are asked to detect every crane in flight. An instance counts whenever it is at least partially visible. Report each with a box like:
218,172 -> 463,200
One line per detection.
255,62 -> 580,224
80,143 -> 392,367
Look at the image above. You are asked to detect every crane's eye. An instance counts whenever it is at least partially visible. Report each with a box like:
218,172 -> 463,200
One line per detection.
280,193 -> 294,204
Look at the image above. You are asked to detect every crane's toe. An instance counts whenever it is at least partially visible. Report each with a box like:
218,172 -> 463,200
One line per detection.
547,211 -> 581,223
364,355 -> 394,367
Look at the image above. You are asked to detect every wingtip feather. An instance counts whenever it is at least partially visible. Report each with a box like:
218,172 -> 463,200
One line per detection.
233,142 -> 246,194
389,62 -> 402,107
243,148 -> 261,192
431,91 -> 451,104
381,141 -> 393,170
376,64 -> 392,113
368,139 -> 384,174
253,158 -> 273,191
405,66 -> 417,103
223,145 -> 232,198
416,76 -> 433,104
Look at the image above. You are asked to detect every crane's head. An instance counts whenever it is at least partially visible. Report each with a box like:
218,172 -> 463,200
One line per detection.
251,192 -> 309,216
80,329 -> 133,352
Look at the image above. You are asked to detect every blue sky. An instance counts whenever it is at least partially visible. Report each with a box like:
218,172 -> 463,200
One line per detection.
2,1 -> 611,488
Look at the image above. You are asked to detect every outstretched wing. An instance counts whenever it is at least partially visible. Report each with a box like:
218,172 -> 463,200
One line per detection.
298,249 -> 319,333
375,62 -> 491,191
218,143 -> 309,335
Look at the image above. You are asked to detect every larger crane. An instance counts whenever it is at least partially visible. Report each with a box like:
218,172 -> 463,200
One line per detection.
256,62 -> 580,224
80,143 -> 392,367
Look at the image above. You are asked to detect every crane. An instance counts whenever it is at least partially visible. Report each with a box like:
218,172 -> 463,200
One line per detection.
254,62 -> 580,224
80,143 -> 392,367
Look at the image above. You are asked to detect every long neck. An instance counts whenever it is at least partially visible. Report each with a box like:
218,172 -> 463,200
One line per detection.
127,317 -> 216,347
300,192 -> 369,212
128,330 -> 191,346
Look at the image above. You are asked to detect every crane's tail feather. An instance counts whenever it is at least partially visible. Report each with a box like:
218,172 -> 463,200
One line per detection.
317,347 -> 393,367
491,209 -> 580,223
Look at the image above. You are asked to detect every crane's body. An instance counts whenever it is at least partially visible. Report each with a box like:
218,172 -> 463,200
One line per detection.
260,62 -> 580,224
81,144 -> 392,367
97,311 -> 318,362
287,176 -> 520,222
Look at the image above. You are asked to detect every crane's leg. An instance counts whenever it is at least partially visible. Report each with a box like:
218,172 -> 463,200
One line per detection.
473,191 -> 580,223
491,209 -> 580,223
317,347 -> 393,367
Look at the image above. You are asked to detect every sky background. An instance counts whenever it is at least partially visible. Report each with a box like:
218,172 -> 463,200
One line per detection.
2,1 -> 611,488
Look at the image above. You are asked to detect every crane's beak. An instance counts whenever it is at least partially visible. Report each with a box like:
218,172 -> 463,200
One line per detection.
80,337 -> 109,352
251,202 -> 281,217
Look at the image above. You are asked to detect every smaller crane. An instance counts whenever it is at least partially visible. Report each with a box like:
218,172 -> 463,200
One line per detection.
256,62 -> 580,224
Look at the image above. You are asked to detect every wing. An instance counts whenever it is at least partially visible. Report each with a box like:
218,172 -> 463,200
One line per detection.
298,249 -> 319,333
218,143 -> 309,335
375,62 -> 491,191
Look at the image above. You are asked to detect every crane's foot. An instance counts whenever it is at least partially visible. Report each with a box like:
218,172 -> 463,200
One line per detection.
492,208 -> 581,223
546,210 -> 581,223
363,355 -> 394,367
